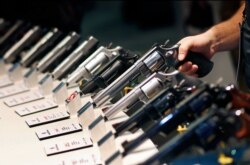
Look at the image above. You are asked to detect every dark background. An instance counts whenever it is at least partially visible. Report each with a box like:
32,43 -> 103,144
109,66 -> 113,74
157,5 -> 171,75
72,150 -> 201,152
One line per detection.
0,0 -> 243,88
0,0 -> 189,51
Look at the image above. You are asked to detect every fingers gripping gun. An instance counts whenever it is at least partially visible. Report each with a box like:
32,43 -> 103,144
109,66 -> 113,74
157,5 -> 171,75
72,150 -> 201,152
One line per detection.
90,43 -> 213,108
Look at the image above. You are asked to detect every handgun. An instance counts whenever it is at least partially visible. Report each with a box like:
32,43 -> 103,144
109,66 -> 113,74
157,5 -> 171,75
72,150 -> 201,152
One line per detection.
36,31 -> 80,73
104,71 -> 175,119
79,50 -> 139,94
21,28 -> 62,67
114,86 -> 188,136
143,107 -> 240,164
3,26 -> 43,63
66,45 -> 125,85
51,36 -> 99,80
122,84 -> 232,156
88,43 -> 213,109
0,20 -> 31,56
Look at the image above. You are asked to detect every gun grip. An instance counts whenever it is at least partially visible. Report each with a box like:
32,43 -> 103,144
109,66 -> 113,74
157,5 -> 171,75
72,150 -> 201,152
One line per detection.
176,51 -> 214,77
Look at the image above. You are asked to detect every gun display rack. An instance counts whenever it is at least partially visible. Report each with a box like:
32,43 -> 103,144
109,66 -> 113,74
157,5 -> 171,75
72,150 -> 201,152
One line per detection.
0,18 -> 249,165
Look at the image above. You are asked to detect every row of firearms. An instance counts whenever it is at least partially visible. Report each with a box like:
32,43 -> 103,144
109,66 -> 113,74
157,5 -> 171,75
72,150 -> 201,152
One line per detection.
1,18 -> 250,164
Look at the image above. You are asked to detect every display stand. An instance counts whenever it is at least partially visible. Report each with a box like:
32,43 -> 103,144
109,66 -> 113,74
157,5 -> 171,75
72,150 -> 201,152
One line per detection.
23,68 -> 38,88
98,131 -> 123,164
8,63 -> 23,81
38,74 -> 53,95
52,82 -> 68,104
0,58 -> 6,76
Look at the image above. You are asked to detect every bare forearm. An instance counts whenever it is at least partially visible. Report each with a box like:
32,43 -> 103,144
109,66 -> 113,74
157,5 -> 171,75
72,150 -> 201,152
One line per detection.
207,2 -> 245,53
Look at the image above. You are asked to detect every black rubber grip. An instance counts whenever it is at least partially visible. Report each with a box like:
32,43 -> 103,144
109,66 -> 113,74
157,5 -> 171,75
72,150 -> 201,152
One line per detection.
176,51 -> 214,77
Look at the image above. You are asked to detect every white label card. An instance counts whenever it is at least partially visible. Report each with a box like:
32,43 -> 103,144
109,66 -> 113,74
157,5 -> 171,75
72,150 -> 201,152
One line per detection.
4,90 -> 44,107
58,154 -> 102,165
36,123 -> 82,140
0,83 -> 29,98
25,111 -> 70,127
44,137 -> 93,156
0,75 -> 13,88
15,99 -> 58,116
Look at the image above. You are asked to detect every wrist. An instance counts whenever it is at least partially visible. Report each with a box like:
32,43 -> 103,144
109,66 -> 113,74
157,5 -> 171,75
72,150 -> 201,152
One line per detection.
205,27 -> 220,54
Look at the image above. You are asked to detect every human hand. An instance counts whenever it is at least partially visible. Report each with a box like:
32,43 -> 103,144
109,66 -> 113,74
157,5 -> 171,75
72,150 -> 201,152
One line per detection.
177,31 -> 216,77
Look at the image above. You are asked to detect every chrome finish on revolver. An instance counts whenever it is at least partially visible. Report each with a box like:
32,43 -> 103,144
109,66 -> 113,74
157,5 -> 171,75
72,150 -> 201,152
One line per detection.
21,28 -> 62,67
66,45 -> 124,85
52,36 -> 98,80
92,43 -> 180,107
104,71 -> 176,119
36,31 -> 80,72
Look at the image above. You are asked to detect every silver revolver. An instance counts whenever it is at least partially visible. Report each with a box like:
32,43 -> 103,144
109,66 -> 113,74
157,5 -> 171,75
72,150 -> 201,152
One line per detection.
21,28 -> 62,67
36,31 -> 80,73
87,42 -> 213,109
104,71 -> 177,119
66,45 -> 124,86
52,36 -> 98,80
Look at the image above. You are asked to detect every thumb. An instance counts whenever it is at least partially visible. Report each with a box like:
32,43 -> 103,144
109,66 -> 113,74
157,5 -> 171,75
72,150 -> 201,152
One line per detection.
178,44 -> 189,61
178,39 -> 193,61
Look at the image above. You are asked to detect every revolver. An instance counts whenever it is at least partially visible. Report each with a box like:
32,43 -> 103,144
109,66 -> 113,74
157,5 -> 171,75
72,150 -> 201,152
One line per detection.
90,42 -> 214,108
66,45 -> 126,85
122,84 -> 232,156
143,107 -> 240,164
114,85 -> 189,136
104,71 -> 176,119
52,36 -> 99,80
3,26 -> 43,63
79,50 -> 139,94
21,28 -> 62,67
36,31 -> 80,73
0,20 -> 32,57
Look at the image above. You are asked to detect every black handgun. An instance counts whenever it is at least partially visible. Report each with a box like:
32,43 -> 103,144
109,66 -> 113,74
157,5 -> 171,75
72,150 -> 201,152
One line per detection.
143,107 -> 241,164
122,84 -> 231,156
114,86 -> 188,136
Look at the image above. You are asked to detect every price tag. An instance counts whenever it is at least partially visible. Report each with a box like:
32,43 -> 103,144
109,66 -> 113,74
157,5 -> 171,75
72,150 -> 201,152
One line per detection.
0,83 -> 29,98
15,99 -> 58,116
4,90 -> 44,107
44,137 -> 93,156
25,111 -> 70,127
58,154 -> 102,165
0,75 -> 13,88
36,123 -> 82,140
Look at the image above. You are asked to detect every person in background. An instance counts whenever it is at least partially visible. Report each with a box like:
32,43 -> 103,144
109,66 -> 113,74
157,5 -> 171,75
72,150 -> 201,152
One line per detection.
177,1 -> 248,88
